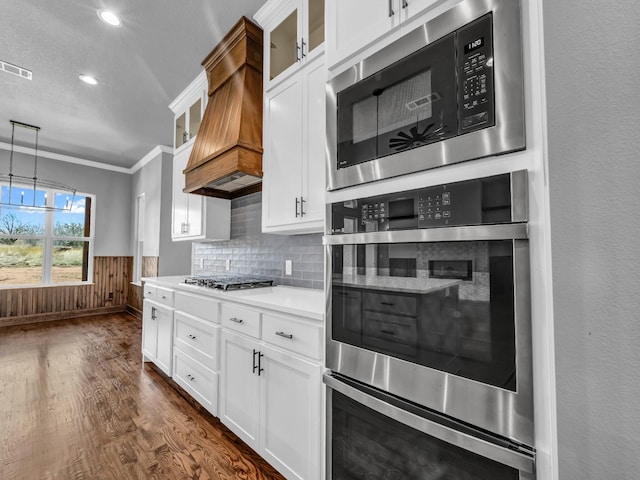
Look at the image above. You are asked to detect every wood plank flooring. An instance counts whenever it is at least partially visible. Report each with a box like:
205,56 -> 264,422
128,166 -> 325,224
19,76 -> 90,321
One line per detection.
0,313 -> 286,480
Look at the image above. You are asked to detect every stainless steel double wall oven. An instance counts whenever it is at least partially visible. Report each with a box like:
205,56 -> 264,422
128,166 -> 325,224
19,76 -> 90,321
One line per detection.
324,171 -> 535,478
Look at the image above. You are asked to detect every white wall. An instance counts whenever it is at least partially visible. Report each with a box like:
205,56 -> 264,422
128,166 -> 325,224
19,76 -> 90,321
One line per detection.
0,150 -> 131,256
543,0 -> 640,477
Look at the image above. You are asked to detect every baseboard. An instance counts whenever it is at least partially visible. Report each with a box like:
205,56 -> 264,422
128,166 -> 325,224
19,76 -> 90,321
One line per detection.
0,306 -> 129,328
126,304 -> 142,320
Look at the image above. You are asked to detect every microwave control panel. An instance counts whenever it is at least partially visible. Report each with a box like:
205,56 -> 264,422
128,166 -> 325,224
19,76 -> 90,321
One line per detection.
331,172 -> 523,234
457,14 -> 495,132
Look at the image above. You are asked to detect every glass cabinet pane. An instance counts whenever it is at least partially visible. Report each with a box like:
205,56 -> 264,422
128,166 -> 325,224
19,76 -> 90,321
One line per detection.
175,112 -> 186,148
189,99 -> 201,140
270,10 -> 298,80
308,0 -> 325,52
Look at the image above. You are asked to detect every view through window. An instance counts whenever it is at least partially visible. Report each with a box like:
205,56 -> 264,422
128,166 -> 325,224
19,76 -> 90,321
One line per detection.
0,185 -> 94,287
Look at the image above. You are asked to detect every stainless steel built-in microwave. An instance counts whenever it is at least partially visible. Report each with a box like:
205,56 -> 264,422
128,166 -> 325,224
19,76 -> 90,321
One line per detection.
327,0 -> 525,190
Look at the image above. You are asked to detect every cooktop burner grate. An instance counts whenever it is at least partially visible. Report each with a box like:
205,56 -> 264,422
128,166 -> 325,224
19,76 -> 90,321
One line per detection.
184,275 -> 274,291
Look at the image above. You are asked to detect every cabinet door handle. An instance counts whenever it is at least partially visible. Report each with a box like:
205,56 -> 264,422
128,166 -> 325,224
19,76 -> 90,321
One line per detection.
301,38 -> 307,58
296,41 -> 301,62
151,306 -> 156,320
380,301 -> 395,306
229,317 -> 243,324
258,352 -> 264,376
380,329 -> 396,336
388,0 -> 395,17
186,374 -> 196,382
402,0 -> 408,8
300,196 -> 306,217
295,197 -> 300,217
252,349 -> 259,374
187,334 -> 197,340
276,331 -> 293,340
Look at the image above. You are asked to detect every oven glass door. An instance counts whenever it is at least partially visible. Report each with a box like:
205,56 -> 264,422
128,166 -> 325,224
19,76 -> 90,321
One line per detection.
327,375 -> 535,480
331,239 -> 517,391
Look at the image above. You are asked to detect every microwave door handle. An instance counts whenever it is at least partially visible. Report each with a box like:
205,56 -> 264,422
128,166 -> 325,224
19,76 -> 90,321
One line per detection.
323,374 -> 535,474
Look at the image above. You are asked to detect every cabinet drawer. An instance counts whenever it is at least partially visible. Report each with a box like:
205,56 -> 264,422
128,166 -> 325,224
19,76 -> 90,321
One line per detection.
364,292 -> 417,316
174,291 -> 220,323
262,314 -> 322,360
143,284 -> 157,299
221,303 -> 261,339
174,312 -> 220,371
173,349 -> 218,417
155,286 -> 175,307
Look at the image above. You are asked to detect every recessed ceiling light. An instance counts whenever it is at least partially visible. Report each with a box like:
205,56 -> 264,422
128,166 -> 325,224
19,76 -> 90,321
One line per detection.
97,9 -> 122,27
79,74 -> 98,85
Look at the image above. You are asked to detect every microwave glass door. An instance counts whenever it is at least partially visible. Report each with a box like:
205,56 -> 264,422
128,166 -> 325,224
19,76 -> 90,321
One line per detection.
331,239 -> 517,391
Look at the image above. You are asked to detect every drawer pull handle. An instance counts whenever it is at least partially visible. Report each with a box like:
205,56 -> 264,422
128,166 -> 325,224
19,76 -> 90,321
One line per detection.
161,295 -> 167,299
380,302 -> 395,306
187,334 -> 197,340
229,317 -> 243,324
380,329 -> 396,335
276,331 -> 293,340
186,374 -> 196,382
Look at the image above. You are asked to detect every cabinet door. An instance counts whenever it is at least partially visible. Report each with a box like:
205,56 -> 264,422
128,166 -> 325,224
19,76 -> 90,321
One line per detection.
155,304 -> 174,376
260,345 -> 322,480
219,331 -> 261,449
299,54 -> 326,230
303,0 -> 325,61
172,148 -> 189,239
265,0 -> 301,84
326,0 -> 399,70
399,0 -> 446,24
142,300 -> 158,361
185,192 -> 203,238
262,73 -> 304,230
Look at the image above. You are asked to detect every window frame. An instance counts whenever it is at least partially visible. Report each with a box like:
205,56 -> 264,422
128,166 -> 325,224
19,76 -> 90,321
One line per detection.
0,183 -> 95,288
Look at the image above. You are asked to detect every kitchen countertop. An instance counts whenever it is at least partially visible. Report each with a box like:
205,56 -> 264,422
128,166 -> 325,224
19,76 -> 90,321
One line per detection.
142,276 -> 325,321
333,274 -> 461,295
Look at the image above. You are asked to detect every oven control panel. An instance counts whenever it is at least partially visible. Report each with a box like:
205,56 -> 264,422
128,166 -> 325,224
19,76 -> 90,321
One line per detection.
331,171 -> 527,234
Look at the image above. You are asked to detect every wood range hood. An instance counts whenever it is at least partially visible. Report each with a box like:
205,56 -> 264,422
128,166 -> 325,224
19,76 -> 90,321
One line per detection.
183,17 -> 263,200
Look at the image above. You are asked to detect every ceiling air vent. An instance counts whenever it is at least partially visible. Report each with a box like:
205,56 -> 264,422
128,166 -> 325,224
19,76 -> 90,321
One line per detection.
0,60 -> 32,80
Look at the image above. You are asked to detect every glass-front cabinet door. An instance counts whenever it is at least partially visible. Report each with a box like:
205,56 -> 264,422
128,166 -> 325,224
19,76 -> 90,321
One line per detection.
260,0 -> 325,86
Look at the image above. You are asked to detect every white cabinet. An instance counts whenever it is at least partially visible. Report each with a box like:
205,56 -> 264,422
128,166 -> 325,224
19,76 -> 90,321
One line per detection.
142,298 -> 174,376
171,144 -> 231,242
169,71 -> 207,151
255,0 -> 325,89
220,309 -> 323,480
172,292 -> 221,416
261,53 -> 326,234
326,0 -> 447,71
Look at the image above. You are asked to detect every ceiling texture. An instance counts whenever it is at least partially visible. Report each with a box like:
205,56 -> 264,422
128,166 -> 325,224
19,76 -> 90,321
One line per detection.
0,0 -> 266,170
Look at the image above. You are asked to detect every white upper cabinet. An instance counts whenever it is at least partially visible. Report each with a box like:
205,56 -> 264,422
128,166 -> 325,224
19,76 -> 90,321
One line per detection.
255,0 -> 325,90
326,0 -> 447,72
261,53 -> 326,234
169,71 -> 207,152
171,144 -> 231,242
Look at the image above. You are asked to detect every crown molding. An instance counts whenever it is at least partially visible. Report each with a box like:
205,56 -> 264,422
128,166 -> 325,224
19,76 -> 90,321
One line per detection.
0,142 -> 173,175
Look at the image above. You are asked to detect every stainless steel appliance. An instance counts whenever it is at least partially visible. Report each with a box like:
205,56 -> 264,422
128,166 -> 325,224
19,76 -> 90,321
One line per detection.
184,275 -> 274,291
327,0 -> 525,190
324,171 -> 534,476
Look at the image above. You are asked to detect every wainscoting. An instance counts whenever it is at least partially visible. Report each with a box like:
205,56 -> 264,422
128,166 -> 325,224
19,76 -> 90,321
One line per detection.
0,256 -> 133,327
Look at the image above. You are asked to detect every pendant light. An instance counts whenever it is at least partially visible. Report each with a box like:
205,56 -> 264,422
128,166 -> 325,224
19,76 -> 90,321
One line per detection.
0,120 -> 76,211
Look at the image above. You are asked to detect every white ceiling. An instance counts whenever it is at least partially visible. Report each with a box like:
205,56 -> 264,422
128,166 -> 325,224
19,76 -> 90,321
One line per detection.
0,0 -> 266,169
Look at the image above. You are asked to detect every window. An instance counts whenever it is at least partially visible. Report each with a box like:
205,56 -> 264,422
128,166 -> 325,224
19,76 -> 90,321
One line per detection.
0,184 -> 94,287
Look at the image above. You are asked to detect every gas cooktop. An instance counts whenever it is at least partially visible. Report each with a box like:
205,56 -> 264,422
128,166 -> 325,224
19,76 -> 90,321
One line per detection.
184,275 -> 274,291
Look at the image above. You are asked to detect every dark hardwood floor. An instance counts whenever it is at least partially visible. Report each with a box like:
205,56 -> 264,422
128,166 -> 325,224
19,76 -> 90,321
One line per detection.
0,313 -> 286,480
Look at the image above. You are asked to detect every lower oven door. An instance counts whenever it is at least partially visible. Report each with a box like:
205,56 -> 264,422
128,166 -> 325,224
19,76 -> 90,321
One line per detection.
325,374 -> 535,480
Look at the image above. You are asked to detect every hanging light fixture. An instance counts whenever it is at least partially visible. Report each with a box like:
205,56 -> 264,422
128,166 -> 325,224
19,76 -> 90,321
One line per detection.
0,120 -> 76,211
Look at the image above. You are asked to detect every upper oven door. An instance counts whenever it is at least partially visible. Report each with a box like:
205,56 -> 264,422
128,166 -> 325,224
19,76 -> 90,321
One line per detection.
324,224 -> 534,447
327,0 -> 525,190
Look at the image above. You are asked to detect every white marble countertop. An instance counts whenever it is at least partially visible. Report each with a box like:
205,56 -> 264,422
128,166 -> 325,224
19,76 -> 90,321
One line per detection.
142,276 -> 325,321
333,274 -> 461,295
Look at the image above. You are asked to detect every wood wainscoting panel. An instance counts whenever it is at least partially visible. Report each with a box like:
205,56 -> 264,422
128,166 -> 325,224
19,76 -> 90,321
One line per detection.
0,256 -> 133,328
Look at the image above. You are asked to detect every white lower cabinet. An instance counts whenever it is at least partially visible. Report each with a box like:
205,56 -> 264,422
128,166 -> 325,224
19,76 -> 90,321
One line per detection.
142,298 -> 174,376
220,328 -> 323,480
173,348 -> 219,416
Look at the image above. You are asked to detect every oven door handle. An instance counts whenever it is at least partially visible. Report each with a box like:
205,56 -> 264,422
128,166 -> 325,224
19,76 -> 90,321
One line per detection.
323,374 -> 535,473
